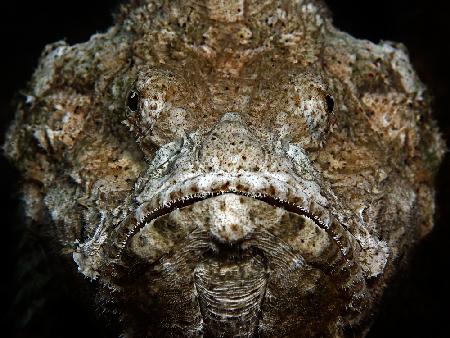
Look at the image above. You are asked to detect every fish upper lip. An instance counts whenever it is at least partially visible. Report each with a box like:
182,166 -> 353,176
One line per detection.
134,170 -> 329,224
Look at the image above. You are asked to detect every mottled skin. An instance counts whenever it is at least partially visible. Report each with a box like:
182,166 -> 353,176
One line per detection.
4,0 -> 444,337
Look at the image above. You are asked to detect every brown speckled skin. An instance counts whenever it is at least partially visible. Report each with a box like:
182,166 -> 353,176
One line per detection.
4,0 -> 444,337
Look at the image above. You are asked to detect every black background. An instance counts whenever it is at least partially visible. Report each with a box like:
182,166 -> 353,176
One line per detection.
0,1 -> 449,337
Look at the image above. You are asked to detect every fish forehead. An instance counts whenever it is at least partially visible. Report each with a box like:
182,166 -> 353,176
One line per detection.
120,0 -> 328,71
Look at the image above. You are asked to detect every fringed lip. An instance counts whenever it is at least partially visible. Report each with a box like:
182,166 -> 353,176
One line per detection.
104,185 -> 352,266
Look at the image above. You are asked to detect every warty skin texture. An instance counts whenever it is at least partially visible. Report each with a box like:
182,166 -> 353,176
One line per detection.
4,0 -> 445,337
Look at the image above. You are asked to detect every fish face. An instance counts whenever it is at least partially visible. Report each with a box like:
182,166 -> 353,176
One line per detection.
5,0 -> 444,337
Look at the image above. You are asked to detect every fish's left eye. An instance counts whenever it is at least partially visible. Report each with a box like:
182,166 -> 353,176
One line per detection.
127,90 -> 140,112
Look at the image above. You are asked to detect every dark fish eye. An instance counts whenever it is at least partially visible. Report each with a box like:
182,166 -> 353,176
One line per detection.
325,95 -> 334,114
127,90 -> 140,112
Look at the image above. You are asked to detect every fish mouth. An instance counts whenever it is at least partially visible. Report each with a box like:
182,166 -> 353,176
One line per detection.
105,171 -> 352,263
